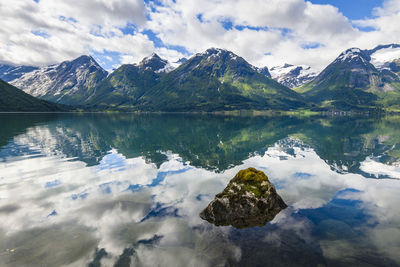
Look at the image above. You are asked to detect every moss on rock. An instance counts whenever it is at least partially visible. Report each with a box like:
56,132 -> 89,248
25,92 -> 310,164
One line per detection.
233,167 -> 269,182
200,167 -> 287,229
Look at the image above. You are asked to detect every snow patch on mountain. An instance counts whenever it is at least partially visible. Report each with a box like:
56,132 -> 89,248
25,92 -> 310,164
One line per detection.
370,45 -> 400,70
10,55 -> 108,104
269,64 -> 319,88
155,62 -> 175,73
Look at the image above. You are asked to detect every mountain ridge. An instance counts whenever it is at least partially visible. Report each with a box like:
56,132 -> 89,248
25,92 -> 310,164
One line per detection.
131,48 -> 307,111
3,44 -> 400,112
296,45 -> 400,110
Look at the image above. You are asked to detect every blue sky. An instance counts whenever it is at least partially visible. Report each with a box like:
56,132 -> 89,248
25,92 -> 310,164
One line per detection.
309,0 -> 381,20
1,0 -> 399,71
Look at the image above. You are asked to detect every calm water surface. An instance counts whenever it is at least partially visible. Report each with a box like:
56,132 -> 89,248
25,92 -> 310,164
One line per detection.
0,113 -> 399,266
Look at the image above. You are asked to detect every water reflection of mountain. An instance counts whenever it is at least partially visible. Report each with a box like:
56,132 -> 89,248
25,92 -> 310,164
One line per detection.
1,114 -> 400,177
296,116 -> 400,178
12,114 -> 305,170
0,113 -> 59,148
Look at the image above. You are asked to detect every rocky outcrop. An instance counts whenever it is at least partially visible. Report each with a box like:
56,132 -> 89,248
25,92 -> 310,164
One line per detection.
200,168 -> 287,229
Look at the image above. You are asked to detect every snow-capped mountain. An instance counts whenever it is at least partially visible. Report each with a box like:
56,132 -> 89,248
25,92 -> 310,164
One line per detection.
83,53 -> 173,107
10,55 -> 108,105
295,45 -> 400,110
0,64 -> 39,82
131,47 -> 306,111
136,53 -> 175,73
334,48 -> 369,63
304,47 -> 381,92
269,64 -> 318,88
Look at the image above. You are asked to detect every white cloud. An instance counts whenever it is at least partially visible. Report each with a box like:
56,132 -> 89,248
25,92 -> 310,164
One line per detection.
145,0 -> 400,70
0,0 -> 158,67
145,0 -> 361,69
1,121 -> 400,265
0,0 -> 399,71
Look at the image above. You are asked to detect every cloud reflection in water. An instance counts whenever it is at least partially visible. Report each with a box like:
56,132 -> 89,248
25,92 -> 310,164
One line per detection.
0,114 -> 399,266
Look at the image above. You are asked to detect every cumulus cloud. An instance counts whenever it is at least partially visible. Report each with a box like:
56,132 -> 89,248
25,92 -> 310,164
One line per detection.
0,0 -> 398,70
145,0 -> 360,69
1,118 -> 400,265
0,0 -> 155,66
145,0 -> 400,69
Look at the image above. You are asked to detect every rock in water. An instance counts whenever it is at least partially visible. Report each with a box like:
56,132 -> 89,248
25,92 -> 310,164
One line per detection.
200,168 -> 287,229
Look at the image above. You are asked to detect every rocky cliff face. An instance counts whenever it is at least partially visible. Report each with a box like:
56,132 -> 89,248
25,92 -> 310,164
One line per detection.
200,168 -> 287,228
10,55 -> 108,105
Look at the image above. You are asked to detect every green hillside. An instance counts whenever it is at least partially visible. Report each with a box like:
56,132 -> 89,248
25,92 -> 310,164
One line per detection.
129,49 -> 306,112
296,47 -> 400,111
0,79 -> 66,112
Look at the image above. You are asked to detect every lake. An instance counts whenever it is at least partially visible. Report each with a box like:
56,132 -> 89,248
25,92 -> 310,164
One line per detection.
0,113 -> 399,266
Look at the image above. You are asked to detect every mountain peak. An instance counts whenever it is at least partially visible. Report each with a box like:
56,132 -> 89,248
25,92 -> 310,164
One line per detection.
199,48 -> 235,58
188,48 -> 255,76
335,48 -> 369,63
61,55 -> 104,71
195,48 -> 244,64
205,47 -> 228,54
138,53 -> 170,72
144,53 -> 162,61
70,55 -> 95,63
76,55 -> 93,61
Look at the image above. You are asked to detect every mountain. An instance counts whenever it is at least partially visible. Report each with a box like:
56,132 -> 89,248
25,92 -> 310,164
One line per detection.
269,64 -> 318,88
10,55 -> 108,105
0,78 -> 65,112
257,67 -> 272,78
85,53 -> 169,108
296,46 -> 400,110
86,49 -> 307,111
132,48 -> 307,111
364,44 -> 400,108
7,45 -> 400,112
137,53 -> 173,73
0,64 -> 39,82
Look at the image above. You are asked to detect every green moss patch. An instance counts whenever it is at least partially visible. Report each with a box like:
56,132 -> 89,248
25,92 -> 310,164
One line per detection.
233,167 -> 269,183
216,168 -> 273,198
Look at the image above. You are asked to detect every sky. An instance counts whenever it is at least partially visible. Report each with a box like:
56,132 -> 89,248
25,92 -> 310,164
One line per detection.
0,0 -> 399,71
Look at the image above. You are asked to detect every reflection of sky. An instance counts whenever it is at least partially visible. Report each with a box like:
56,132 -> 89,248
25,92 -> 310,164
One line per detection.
0,129 -> 399,266
360,157 -> 400,179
